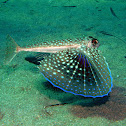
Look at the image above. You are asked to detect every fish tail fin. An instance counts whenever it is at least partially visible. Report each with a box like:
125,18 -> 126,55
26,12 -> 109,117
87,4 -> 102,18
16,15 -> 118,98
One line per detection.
4,35 -> 20,65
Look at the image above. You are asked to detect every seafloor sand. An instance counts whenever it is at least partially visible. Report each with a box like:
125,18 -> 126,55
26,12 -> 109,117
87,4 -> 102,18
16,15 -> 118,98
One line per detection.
0,0 -> 126,126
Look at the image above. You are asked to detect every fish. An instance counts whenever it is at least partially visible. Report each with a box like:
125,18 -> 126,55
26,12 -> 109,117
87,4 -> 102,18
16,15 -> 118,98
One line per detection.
4,35 -> 99,65
4,35 -> 112,98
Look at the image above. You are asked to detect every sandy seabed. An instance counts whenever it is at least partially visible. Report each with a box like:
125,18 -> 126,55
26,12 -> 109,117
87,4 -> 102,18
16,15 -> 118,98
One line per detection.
0,0 -> 126,126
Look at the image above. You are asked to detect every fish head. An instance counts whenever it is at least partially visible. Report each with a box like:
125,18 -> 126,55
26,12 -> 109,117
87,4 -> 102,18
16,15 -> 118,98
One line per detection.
88,36 -> 100,48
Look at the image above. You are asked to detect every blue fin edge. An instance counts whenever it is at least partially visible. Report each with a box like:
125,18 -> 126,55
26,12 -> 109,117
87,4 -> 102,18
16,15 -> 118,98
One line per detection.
40,63 -> 113,98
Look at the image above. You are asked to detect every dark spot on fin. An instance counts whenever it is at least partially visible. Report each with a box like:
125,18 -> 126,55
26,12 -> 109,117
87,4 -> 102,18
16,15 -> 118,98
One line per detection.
25,56 -> 44,65
25,53 -> 50,65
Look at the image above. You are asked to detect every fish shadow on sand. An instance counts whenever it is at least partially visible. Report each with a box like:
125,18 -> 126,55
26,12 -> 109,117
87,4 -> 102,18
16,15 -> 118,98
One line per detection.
37,82 -> 126,121
69,86 -> 126,121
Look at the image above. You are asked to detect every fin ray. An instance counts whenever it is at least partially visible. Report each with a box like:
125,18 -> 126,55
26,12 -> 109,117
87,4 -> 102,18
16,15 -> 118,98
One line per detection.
39,47 -> 113,98
4,35 -> 19,65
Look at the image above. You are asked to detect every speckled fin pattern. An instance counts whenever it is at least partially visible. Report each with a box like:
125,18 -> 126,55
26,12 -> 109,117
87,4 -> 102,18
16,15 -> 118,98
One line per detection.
39,46 -> 113,98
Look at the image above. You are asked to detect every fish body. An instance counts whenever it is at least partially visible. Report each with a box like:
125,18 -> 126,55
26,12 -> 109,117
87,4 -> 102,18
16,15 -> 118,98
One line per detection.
14,36 -> 99,54
4,35 -> 112,98
4,35 -> 99,64
17,44 -> 81,53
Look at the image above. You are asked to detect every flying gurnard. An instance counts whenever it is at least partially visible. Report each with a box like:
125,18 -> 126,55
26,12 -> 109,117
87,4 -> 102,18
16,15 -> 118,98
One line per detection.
4,35 -> 113,98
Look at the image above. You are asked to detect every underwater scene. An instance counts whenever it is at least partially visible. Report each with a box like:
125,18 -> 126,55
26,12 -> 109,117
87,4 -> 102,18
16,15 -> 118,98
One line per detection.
0,0 -> 126,125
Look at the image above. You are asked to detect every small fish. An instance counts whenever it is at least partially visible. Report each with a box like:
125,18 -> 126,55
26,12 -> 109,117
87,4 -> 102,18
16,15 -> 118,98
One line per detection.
4,35 -> 99,64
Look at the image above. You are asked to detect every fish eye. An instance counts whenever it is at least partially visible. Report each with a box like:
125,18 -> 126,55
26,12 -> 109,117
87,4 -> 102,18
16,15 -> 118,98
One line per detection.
92,39 -> 98,45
